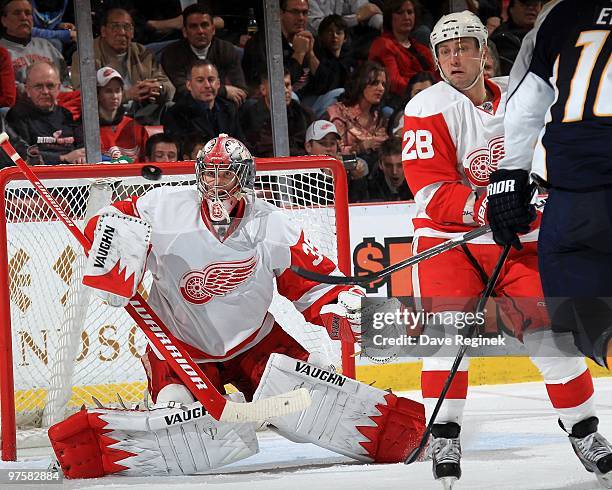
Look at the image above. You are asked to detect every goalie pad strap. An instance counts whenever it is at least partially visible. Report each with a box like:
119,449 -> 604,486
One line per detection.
253,353 -> 425,463
83,211 -> 151,303
49,397 -> 258,478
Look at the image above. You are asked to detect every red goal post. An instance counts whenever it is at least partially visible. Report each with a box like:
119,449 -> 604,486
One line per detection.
0,156 -> 353,461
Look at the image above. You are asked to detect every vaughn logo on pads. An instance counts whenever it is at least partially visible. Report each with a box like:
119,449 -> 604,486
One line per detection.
294,361 -> 346,387
164,405 -> 207,426
93,224 -> 116,268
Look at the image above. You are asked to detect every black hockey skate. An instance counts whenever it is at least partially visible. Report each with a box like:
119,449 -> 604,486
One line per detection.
561,417 -> 612,488
428,423 -> 462,490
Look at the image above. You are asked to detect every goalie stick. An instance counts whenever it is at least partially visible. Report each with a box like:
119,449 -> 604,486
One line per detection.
292,225 -> 492,285
404,243 -> 512,464
0,132 -> 311,423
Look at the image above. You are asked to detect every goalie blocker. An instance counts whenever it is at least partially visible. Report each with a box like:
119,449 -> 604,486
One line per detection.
82,210 -> 151,307
49,354 -> 425,477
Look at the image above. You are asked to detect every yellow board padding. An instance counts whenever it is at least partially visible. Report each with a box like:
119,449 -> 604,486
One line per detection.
355,357 -> 612,391
15,382 -> 148,412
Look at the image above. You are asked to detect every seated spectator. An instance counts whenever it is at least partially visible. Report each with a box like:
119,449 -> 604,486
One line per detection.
0,110 -> 28,167
387,70 -> 436,136
0,0 -> 70,95
304,119 -> 368,202
181,135 -> 207,160
484,39 -> 501,79
368,0 -> 436,107
97,67 -> 147,162
490,0 -> 543,75
70,7 -> 175,124
130,0 -> 182,46
308,0 -> 382,34
299,14 -> 356,117
240,68 -> 313,157
162,60 -> 244,142
6,60 -> 84,164
242,0 -> 317,93
161,4 -> 247,105
0,45 -> 16,107
31,0 -> 76,53
144,132 -> 178,162
366,136 -> 412,202
130,0 -> 224,48
323,61 -> 388,169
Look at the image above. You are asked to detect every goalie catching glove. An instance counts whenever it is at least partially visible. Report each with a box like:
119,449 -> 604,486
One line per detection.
83,210 -> 151,307
320,287 -> 365,342
487,169 -> 536,249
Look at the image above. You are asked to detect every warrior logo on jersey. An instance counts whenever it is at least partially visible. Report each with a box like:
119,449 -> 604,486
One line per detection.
179,255 -> 258,305
464,136 -> 505,187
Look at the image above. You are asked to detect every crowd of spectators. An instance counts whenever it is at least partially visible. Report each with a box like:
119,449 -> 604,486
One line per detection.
0,0 -> 545,204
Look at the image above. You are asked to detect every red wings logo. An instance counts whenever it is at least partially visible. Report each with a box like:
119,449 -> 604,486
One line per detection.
179,256 -> 258,305
464,136 -> 505,187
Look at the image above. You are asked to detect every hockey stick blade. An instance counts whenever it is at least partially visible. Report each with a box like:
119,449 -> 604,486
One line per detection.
292,225 -> 492,285
0,132 -> 311,423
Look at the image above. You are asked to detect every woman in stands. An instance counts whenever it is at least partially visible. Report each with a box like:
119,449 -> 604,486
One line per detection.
323,61 -> 389,170
368,0 -> 436,107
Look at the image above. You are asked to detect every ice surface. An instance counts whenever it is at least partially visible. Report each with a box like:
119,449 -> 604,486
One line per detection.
3,377 -> 611,489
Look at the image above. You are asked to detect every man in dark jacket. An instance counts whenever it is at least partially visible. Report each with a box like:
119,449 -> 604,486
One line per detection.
6,60 -> 84,165
161,60 -> 244,144
366,136 -> 412,202
242,0 -> 318,92
160,4 -> 247,105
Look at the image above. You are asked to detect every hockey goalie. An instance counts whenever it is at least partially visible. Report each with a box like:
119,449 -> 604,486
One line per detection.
47,134 -> 425,478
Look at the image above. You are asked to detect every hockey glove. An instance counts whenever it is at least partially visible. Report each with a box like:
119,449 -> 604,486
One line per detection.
83,212 -> 151,307
487,169 -> 536,250
320,287 -> 365,343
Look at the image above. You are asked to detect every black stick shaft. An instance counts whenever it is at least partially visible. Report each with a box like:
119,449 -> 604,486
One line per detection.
292,225 -> 492,285
405,244 -> 512,464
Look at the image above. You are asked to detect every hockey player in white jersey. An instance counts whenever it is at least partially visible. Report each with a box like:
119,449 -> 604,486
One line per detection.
47,134 -> 425,479
402,10 -> 612,489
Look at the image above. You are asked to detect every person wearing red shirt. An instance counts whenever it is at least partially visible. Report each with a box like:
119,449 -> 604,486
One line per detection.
368,0 -> 435,101
97,66 -> 147,162
0,45 -> 16,107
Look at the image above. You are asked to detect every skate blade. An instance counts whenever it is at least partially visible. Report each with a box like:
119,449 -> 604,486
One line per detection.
438,476 -> 458,489
597,470 -> 612,489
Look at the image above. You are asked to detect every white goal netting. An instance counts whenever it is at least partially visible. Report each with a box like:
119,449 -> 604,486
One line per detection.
0,159 -> 350,455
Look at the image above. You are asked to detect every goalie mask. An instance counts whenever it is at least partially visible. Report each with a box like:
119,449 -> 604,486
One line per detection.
195,134 -> 255,241
430,11 -> 488,91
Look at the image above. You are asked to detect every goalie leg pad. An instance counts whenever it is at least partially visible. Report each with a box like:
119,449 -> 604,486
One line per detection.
49,395 -> 258,479
253,353 -> 425,462
83,211 -> 151,306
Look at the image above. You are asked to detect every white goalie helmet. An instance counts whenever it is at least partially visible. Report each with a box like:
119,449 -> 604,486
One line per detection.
195,134 -> 255,238
430,10 -> 488,87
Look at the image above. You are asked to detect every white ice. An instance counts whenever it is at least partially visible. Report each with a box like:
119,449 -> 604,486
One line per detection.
3,377 -> 611,490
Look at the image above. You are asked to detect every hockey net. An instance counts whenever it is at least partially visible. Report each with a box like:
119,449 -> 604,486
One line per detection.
0,157 -> 352,460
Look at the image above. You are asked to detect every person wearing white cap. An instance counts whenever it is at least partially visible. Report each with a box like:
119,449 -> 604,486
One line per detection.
97,66 -> 147,162
304,119 -> 368,202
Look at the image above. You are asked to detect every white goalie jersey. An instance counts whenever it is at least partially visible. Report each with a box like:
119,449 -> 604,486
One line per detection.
84,185 -> 348,362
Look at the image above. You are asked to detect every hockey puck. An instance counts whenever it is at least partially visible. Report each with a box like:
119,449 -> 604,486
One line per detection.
141,165 -> 162,181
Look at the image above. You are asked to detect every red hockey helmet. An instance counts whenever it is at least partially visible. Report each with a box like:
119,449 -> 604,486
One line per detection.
196,134 -> 255,200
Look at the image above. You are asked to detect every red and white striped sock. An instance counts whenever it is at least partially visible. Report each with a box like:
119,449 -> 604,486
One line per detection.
530,355 -> 596,430
421,357 -> 470,425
